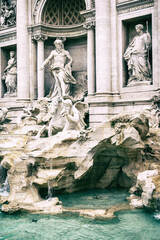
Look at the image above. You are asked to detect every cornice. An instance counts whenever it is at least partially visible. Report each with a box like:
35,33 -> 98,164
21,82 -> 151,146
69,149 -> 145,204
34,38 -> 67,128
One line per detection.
28,23 -> 87,38
0,27 -> 16,43
116,0 -> 154,14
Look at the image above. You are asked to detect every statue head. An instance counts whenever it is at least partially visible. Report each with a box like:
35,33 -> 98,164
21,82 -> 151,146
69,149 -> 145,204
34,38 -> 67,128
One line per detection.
63,99 -> 72,107
135,24 -> 144,32
62,98 -> 73,114
54,39 -> 64,50
10,51 -> 15,58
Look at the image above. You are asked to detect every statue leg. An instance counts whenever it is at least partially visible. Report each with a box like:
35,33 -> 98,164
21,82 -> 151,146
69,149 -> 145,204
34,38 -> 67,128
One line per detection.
35,125 -> 46,139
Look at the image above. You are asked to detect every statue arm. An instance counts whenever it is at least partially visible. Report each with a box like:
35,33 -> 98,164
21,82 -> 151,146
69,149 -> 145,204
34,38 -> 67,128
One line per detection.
66,108 -> 79,123
40,51 -> 54,70
4,59 -> 16,72
146,32 -> 152,50
65,51 -> 73,71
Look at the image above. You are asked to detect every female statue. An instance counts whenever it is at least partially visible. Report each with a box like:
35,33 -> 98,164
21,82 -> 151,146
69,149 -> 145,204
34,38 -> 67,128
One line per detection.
2,51 -> 17,96
124,24 -> 152,86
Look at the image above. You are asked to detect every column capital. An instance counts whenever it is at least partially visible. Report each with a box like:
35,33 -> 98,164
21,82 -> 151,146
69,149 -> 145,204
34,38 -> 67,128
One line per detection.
32,34 -> 48,42
83,20 -> 95,30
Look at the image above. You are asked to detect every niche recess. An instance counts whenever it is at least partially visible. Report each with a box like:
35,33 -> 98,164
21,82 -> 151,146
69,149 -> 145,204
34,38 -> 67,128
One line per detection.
122,14 -> 152,87
1,45 -> 16,97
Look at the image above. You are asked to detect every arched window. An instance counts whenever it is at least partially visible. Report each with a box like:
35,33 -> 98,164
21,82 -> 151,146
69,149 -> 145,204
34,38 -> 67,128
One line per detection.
42,0 -> 86,25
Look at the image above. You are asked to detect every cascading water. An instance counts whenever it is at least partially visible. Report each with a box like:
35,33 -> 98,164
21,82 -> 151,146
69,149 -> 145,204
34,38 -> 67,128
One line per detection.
0,164 -> 9,197
0,178 -> 10,197
153,192 -> 160,220
47,180 -> 53,199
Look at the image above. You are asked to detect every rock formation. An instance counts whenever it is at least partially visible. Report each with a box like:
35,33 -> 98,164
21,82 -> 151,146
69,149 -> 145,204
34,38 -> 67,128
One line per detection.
0,93 -> 160,216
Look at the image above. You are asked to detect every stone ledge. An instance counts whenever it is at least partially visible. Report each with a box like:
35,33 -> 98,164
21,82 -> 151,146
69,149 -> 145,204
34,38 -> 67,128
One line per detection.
116,0 -> 154,14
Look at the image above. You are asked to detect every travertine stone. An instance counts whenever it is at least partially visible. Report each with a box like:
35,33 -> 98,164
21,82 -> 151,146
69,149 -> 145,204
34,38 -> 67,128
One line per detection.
17,0 -> 30,99
95,0 -> 111,93
84,21 -> 95,95
33,34 -> 48,98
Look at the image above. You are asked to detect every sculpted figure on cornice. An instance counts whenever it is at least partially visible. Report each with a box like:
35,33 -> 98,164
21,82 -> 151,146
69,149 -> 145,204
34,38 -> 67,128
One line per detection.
40,38 -> 77,99
124,24 -> 152,87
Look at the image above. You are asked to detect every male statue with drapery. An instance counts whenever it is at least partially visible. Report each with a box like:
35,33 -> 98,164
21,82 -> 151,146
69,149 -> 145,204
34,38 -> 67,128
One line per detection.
124,24 -> 152,87
40,38 -> 77,99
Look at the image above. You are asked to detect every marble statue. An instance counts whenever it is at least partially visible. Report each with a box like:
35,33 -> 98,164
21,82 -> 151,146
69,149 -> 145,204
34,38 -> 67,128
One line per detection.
124,24 -> 152,86
61,97 -> 87,131
17,99 -> 50,126
35,96 -> 87,138
2,51 -> 17,96
40,38 -> 77,99
35,97 -> 65,138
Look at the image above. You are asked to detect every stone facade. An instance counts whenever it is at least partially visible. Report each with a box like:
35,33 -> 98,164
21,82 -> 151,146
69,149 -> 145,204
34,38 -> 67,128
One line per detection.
0,0 -> 159,127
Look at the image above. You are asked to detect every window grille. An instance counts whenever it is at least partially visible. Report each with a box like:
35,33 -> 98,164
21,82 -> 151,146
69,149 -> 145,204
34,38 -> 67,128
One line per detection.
42,0 -> 85,25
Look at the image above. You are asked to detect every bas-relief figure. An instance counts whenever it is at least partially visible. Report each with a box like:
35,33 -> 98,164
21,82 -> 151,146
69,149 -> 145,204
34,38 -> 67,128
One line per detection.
124,24 -> 152,87
1,1 -> 16,27
40,39 -> 77,99
2,51 -> 17,97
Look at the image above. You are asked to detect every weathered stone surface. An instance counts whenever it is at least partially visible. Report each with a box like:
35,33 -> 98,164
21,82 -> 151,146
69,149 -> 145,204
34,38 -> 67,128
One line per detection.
65,202 -> 130,220
0,109 -> 160,213
1,197 -> 62,214
128,170 -> 159,209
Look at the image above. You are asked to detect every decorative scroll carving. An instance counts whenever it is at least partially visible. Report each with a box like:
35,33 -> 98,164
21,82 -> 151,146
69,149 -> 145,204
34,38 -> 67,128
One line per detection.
83,20 -> 95,30
32,34 -> 48,42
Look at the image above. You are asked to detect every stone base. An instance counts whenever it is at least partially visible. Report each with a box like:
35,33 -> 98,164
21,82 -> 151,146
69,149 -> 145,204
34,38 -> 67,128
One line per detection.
86,93 -> 153,127
0,98 -> 30,130
3,92 -> 17,98
127,80 -> 152,87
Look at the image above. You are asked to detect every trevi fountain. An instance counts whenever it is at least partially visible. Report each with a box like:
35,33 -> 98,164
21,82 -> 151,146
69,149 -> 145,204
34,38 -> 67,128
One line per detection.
0,0 -> 160,239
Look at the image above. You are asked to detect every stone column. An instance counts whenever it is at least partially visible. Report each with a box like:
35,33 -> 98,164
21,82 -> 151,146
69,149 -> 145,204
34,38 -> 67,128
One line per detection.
110,0 -> 119,93
33,34 -> 48,99
17,0 -> 30,99
95,0 -> 111,93
29,38 -> 37,100
84,21 -> 95,95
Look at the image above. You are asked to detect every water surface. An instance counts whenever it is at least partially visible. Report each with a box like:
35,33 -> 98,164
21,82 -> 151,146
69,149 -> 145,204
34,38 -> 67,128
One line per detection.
0,189 -> 160,240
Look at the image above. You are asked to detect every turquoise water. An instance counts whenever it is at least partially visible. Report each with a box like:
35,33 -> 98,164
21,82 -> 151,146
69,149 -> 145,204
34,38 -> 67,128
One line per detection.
0,189 -> 160,240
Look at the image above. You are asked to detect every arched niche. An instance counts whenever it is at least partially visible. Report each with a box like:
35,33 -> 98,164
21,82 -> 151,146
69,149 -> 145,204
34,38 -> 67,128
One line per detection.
32,0 -> 91,99
42,0 -> 86,25
33,0 -> 92,24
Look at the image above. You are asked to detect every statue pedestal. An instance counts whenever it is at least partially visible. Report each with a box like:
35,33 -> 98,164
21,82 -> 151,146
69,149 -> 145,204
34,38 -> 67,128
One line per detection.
0,98 -> 31,131
127,80 -> 152,87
